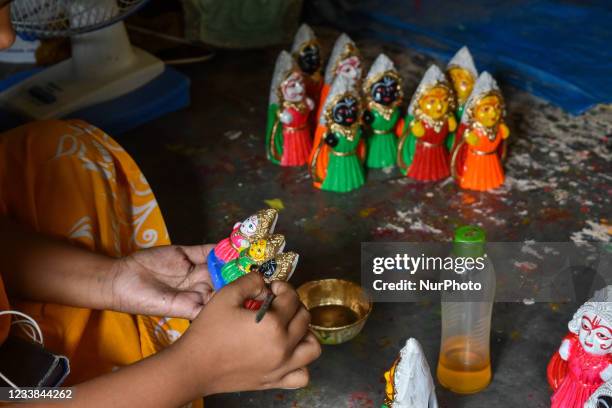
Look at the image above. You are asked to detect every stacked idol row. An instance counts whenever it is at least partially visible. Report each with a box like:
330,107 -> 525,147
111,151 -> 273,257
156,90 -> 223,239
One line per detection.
206,208 -> 299,309
265,24 -> 511,193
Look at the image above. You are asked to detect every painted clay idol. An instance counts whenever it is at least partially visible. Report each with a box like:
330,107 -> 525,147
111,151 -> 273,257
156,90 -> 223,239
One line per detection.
266,51 -> 314,166
450,72 -> 510,191
310,75 -> 365,193
207,208 -> 278,291
547,286 -> 612,408
397,65 -> 456,181
220,234 -> 286,288
446,46 -> 478,122
362,54 -> 404,169
383,338 -> 439,408
446,46 -> 478,150
291,24 -> 323,111
315,33 -> 362,123
243,251 -> 300,311
259,251 -> 299,283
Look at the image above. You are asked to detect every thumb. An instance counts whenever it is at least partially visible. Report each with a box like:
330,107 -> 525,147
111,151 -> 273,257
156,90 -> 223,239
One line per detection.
224,272 -> 268,306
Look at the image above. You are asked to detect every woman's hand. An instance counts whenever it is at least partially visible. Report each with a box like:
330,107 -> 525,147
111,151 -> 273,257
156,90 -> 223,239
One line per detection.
177,271 -> 321,396
110,244 -> 215,319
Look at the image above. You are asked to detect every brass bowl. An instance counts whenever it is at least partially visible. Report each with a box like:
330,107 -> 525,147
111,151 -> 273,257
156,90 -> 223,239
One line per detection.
297,279 -> 372,345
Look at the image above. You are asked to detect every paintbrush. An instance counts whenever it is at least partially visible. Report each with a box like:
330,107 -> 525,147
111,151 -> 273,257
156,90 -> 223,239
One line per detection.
254,292 -> 276,323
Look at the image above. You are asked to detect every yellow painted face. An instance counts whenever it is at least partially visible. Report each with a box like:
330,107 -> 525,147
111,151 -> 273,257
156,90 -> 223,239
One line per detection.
383,359 -> 398,403
418,86 -> 451,120
248,239 -> 267,262
448,67 -> 475,104
473,95 -> 502,127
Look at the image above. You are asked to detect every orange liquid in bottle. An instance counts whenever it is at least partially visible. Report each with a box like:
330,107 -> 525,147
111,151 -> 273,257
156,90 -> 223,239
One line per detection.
437,335 -> 491,394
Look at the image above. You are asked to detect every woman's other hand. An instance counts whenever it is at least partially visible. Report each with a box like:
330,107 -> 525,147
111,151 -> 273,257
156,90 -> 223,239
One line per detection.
110,244 -> 215,319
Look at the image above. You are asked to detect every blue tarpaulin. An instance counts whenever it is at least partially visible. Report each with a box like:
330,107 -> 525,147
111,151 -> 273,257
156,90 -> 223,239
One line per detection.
309,0 -> 611,114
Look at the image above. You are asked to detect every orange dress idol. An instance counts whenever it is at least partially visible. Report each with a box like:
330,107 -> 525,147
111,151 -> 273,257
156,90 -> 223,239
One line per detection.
451,71 -> 510,191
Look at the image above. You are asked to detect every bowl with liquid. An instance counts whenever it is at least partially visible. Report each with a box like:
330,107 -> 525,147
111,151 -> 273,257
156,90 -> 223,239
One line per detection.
297,279 -> 372,345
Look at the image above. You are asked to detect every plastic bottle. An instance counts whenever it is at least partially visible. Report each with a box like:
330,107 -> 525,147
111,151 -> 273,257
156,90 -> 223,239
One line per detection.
437,226 -> 495,394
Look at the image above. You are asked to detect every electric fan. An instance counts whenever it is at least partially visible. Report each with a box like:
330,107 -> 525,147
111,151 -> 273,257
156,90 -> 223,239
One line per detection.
0,0 -> 164,119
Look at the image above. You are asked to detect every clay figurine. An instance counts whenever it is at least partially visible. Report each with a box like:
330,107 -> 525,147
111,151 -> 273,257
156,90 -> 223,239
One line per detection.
446,46 -> 478,149
266,51 -> 315,166
547,285 -> 612,408
219,234 -> 286,288
315,33 -> 362,122
207,208 -> 278,291
450,71 -> 510,191
446,46 -> 478,122
243,251 -> 300,311
259,251 -> 299,283
383,338 -> 438,408
310,75 -> 365,193
362,54 -> 404,169
290,24 -> 323,113
397,65 -> 456,181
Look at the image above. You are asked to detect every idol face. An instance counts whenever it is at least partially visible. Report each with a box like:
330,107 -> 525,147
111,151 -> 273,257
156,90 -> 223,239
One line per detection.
579,311 -> 612,356
332,96 -> 359,126
473,95 -> 502,127
371,75 -> 399,106
239,215 -> 259,236
448,67 -> 475,104
248,239 -> 267,261
336,56 -> 362,81
281,72 -> 306,102
418,86 -> 451,120
298,44 -> 321,75
260,259 -> 277,279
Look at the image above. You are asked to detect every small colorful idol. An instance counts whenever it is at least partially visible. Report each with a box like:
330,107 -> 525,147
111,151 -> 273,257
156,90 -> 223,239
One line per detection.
243,251 -> 300,311
290,24 -> 323,109
362,54 -> 404,169
266,51 -> 315,166
219,234 -> 285,289
258,252 -> 299,283
207,208 -> 278,291
315,33 -> 362,122
446,46 -> 478,122
446,46 -> 478,149
547,285 -> 612,408
310,75 -> 365,193
450,72 -> 510,191
382,338 -> 439,408
397,65 -> 456,181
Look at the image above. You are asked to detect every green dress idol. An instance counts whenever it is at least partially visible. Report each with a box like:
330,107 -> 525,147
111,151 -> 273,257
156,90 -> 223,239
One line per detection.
321,124 -> 364,192
310,75 -> 365,193
362,54 -> 404,169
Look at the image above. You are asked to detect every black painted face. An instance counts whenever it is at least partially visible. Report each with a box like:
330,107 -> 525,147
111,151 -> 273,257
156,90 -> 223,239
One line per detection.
332,96 -> 359,126
298,44 -> 321,75
371,75 -> 399,106
259,259 -> 277,279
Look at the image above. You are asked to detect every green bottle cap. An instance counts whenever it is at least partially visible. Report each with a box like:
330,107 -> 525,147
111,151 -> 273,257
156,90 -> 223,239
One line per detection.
453,225 -> 486,258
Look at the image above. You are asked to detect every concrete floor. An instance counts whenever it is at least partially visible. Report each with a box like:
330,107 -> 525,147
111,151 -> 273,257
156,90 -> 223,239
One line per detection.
2,28 -> 611,407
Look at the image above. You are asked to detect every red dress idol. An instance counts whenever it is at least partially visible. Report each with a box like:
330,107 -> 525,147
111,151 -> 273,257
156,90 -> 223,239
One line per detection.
407,120 -> 450,181
280,103 -> 312,166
